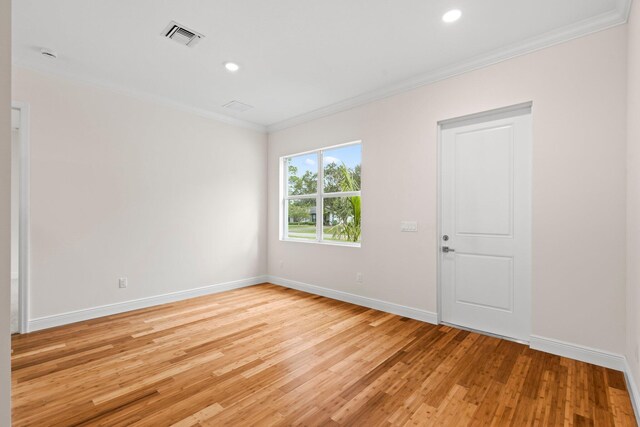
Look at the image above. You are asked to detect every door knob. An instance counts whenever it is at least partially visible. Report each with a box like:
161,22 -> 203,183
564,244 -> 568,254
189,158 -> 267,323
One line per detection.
442,246 -> 455,253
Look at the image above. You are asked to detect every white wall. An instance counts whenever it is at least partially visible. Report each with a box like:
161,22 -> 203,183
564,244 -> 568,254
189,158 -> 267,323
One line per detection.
0,0 -> 10,422
627,0 -> 640,391
268,26 -> 628,354
12,67 -> 268,320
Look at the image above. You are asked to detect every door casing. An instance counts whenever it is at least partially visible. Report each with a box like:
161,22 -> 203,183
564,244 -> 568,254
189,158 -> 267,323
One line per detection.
12,101 -> 30,334
436,102 -> 533,343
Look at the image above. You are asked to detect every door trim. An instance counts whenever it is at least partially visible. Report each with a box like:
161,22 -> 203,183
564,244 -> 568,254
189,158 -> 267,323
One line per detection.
439,102 -> 533,130
12,101 -> 30,334
436,102 -> 533,338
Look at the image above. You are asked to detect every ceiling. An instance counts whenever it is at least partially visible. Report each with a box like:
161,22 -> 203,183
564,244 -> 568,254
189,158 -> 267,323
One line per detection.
12,0 -> 631,131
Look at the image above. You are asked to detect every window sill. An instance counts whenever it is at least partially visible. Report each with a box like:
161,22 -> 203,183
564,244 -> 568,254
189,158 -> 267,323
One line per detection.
280,238 -> 361,248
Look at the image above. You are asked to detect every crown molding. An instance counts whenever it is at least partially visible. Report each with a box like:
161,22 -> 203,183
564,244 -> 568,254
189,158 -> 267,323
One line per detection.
618,0 -> 634,20
267,3 -> 632,133
12,61 -> 267,133
12,0 -> 632,135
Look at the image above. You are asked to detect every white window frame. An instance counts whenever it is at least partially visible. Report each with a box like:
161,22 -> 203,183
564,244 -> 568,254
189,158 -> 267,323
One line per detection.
280,140 -> 362,247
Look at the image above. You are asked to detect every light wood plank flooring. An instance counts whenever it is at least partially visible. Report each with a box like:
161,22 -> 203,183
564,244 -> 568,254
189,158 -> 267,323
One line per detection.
11,284 -> 637,426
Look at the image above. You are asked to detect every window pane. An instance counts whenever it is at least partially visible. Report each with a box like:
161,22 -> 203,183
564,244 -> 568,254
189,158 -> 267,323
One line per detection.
322,196 -> 361,243
323,144 -> 361,193
287,154 -> 318,196
287,199 -> 317,240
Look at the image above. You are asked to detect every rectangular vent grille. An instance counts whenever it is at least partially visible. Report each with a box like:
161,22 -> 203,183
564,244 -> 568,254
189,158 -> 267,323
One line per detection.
162,21 -> 204,47
223,101 -> 254,113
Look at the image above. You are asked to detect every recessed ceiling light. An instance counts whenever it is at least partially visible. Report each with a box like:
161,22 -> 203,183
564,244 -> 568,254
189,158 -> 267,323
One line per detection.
224,62 -> 240,72
442,9 -> 462,23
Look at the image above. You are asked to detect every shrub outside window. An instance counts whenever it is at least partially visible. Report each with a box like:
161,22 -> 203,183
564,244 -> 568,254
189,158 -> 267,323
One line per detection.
282,141 -> 362,246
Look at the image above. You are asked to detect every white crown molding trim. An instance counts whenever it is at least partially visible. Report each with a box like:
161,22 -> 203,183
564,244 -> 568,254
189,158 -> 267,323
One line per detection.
624,358 -> 640,423
268,275 -> 438,324
618,0 -> 634,20
27,275 -> 268,332
530,335 -> 626,371
267,4 -> 631,133
11,62 -> 267,133
12,1 -> 631,135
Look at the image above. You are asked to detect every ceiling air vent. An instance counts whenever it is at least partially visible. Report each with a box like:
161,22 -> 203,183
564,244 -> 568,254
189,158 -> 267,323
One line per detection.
223,101 -> 254,113
162,21 -> 204,47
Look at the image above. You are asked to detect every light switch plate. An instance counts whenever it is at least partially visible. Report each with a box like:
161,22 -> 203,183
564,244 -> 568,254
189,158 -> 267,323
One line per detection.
401,221 -> 418,232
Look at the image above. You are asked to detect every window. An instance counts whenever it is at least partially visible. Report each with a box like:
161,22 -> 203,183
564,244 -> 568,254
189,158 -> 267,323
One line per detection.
282,141 -> 362,246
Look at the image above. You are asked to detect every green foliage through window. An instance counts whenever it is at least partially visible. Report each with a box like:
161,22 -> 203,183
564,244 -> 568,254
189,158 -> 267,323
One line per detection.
284,143 -> 361,244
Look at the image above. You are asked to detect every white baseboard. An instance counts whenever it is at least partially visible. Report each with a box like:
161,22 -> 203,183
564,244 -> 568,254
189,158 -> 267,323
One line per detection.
21,275 -> 640,423
624,359 -> 640,423
531,337 -> 640,423
530,335 -> 626,371
267,275 -> 438,324
27,275 -> 268,332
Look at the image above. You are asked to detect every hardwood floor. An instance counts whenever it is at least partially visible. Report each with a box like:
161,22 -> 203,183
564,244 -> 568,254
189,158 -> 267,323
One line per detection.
11,284 -> 637,426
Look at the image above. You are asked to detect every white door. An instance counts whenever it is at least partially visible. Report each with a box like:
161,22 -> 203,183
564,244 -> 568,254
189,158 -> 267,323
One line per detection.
440,109 -> 531,342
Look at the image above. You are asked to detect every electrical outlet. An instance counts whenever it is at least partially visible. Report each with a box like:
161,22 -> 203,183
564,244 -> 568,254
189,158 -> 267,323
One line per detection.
356,272 -> 363,284
118,277 -> 128,289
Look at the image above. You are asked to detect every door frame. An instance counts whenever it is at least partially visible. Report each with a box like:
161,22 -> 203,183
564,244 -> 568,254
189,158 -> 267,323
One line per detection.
12,101 -> 30,334
436,101 -> 533,341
